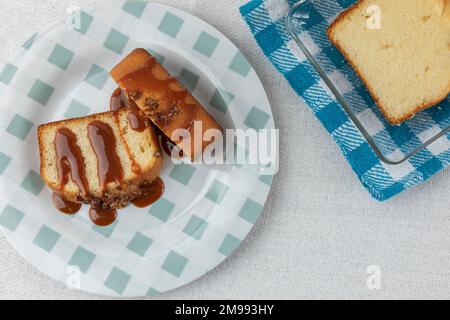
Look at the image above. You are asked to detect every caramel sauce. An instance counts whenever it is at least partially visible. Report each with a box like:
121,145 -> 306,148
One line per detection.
52,192 -> 81,214
132,177 -> 165,208
110,88 -> 147,175
89,206 -> 117,227
110,87 -> 151,133
127,110 -> 151,132
86,120 -> 123,227
87,121 -> 124,189
118,56 -> 197,131
130,162 -> 142,176
152,126 -> 183,157
110,87 -> 139,111
54,128 -> 89,195
160,133 -> 183,158
110,87 -> 129,111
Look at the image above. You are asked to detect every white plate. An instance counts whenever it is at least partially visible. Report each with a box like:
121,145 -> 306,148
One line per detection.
0,0 -> 274,297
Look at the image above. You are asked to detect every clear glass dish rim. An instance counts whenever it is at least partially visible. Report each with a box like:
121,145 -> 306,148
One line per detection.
285,0 -> 450,165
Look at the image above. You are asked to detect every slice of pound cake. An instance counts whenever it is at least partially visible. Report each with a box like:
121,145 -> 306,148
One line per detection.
327,0 -> 450,124
38,107 -> 163,210
110,49 -> 223,159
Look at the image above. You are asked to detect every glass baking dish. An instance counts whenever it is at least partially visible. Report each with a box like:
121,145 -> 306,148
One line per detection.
285,0 -> 450,165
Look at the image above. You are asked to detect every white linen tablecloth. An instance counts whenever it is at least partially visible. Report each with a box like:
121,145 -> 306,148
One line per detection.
1,0 -> 449,300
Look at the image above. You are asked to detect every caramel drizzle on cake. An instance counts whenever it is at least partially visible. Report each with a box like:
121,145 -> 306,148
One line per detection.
117,55 -> 197,134
54,128 -> 90,196
50,117 -> 164,226
51,191 -> 81,215
110,87 -> 152,133
87,120 -> 124,190
110,49 -> 223,159
110,87 -> 151,175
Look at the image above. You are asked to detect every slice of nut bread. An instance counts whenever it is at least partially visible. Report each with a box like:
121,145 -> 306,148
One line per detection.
38,108 -> 163,209
111,48 -> 223,158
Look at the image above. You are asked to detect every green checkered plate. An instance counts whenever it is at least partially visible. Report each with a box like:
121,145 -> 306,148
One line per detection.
0,0 -> 274,297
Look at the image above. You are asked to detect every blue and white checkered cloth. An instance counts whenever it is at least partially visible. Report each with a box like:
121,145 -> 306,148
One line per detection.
240,0 -> 450,201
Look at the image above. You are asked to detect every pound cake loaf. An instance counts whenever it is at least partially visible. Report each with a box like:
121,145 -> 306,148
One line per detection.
38,108 -> 163,209
327,0 -> 450,124
111,49 -> 223,158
